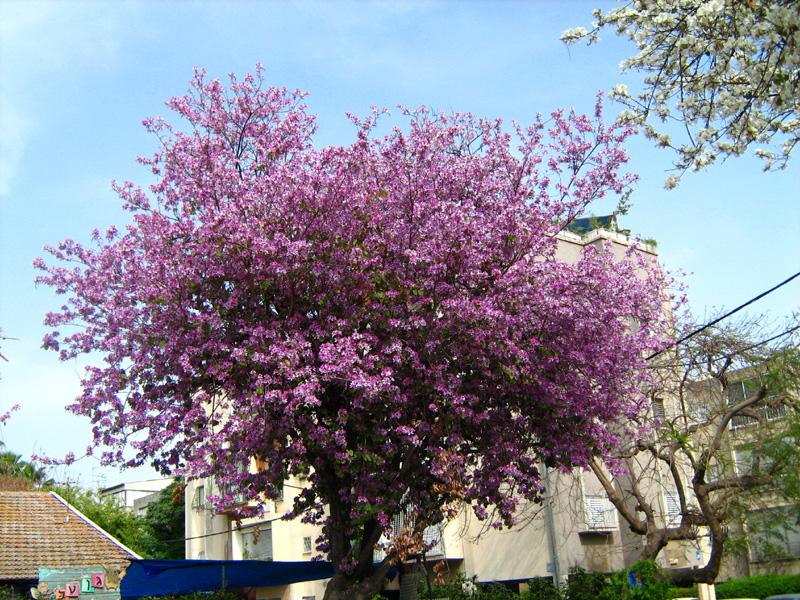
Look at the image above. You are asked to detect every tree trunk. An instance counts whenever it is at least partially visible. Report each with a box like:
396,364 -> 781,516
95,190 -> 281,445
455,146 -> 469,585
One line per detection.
322,561 -> 397,600
639,532 -> 668,562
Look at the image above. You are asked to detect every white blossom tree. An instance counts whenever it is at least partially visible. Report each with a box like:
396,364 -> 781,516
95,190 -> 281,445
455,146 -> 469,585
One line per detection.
563,0 -> 800,187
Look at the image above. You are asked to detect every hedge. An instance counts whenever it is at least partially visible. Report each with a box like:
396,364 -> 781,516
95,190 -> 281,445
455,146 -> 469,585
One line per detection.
716,573 -> 800,598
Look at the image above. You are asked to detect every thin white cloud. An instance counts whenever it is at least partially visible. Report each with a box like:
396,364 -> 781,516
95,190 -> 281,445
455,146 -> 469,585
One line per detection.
0,99 -> 30,197
0,1 -> 142,197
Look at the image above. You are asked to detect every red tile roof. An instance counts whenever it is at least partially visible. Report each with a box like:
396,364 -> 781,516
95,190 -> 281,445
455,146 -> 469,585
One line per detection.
0,491 -> 139,581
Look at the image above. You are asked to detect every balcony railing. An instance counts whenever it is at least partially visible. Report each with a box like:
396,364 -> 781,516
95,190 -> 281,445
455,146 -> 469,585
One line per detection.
730,403 -> 787,430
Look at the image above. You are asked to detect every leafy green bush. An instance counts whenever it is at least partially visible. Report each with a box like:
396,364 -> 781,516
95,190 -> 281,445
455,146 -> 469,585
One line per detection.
598,561 -> 671,600
0,586 -> 20,600
480,583 -> 519,600
716,573 -> 800,598
668,586 -> 696,598
421,576 -> 519,600
564,567 -> 607,600
49,484 -> 151,556
140,478 -> 185,559
523,578 -> 562,600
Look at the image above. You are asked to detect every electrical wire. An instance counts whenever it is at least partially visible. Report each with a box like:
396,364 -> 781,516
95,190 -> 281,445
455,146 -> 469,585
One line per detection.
647,269 -> 800,360
142,513 -> 286,545
739,323 -> 800,354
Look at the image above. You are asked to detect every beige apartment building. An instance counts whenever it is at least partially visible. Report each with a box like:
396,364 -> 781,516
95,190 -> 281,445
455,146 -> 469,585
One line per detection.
183,225 -> 698,600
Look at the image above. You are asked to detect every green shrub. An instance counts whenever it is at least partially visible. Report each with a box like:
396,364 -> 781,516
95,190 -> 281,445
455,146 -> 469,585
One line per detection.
565,567 -> 607,600
480,582 -> 519,600
524,578 -> 562,600
715,573 -> 800,598
668,586 -> 696,598
599,561 -> 671,600
420,574 -> 520,600
0,586 -> 18,600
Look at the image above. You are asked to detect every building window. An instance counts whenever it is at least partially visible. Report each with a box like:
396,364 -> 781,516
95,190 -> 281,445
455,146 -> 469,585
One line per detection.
728,380 -> 758,406
191,485 -> 205,512
303,536 -> 313,553
663,490 -> 681,525
748,507 -> 800,562
241,523 -> 273,561
706,460 -> 722,483
373,503 -> 445,562
583,494 -> 618,531
734,447 -> 753,476
729,378 -> 786,429
651,398 -> 665,419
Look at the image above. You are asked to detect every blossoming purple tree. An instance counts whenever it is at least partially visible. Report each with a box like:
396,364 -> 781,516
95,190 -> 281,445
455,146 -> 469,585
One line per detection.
37,68 -> 671,600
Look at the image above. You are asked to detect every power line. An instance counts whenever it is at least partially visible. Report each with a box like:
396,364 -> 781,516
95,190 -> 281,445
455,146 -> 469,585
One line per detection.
648,269 -> 800,360
739,323 -> 800,354
146,513 -> 285,545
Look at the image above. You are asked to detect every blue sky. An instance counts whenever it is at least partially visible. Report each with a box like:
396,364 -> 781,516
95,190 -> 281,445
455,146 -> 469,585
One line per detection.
1,1 -> 798,488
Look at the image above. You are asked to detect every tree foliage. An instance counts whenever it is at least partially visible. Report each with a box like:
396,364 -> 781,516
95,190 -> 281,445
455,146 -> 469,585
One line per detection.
524,578 -> 561,600
600,560 -> 672,600
563,0 -> 800,185
36,67 -> 671,600
141,478 -> 185,559
51,485 -> 151,557
0,448 -> 50,487
50,481 -> 185,559
586,314 -> 800,585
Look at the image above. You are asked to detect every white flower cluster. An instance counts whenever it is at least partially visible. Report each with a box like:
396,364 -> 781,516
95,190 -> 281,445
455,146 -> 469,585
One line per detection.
565,0 -> 800,180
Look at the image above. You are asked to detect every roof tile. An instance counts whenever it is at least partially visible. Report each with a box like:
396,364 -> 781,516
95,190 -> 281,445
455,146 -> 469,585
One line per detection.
0,491 -> 137,581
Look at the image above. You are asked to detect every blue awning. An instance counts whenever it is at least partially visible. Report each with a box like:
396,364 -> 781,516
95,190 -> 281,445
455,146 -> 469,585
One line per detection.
120,560 -> 335,598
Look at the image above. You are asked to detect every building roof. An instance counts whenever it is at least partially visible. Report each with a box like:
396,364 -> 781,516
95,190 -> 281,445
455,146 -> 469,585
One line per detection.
100,477 -> 173,495
566,214 -> 618,235
0,491 -> 140,581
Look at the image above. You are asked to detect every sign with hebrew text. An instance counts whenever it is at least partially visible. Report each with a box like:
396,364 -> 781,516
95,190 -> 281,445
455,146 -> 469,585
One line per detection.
37,568 -> 124,600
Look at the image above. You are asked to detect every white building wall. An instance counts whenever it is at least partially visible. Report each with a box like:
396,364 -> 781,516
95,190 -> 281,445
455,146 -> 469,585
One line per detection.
100,478 -> 173,517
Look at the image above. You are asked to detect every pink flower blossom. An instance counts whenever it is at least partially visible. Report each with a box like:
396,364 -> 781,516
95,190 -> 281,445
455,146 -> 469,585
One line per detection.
35,67 -> 673,594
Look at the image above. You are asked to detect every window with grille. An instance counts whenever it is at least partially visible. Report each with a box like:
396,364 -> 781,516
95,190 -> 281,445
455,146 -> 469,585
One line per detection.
706,461 -> 722,483
583,494 -> 618,531
652,398 -> 665,419
191,485 -> 205,511
373,505 -> 445,561
728,380 -> 755,406
214,478 -> 250,509
664,490 -> 681,525
303,536 -> 312,553
728,380 -> 785,429
391,506 -> 444,555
